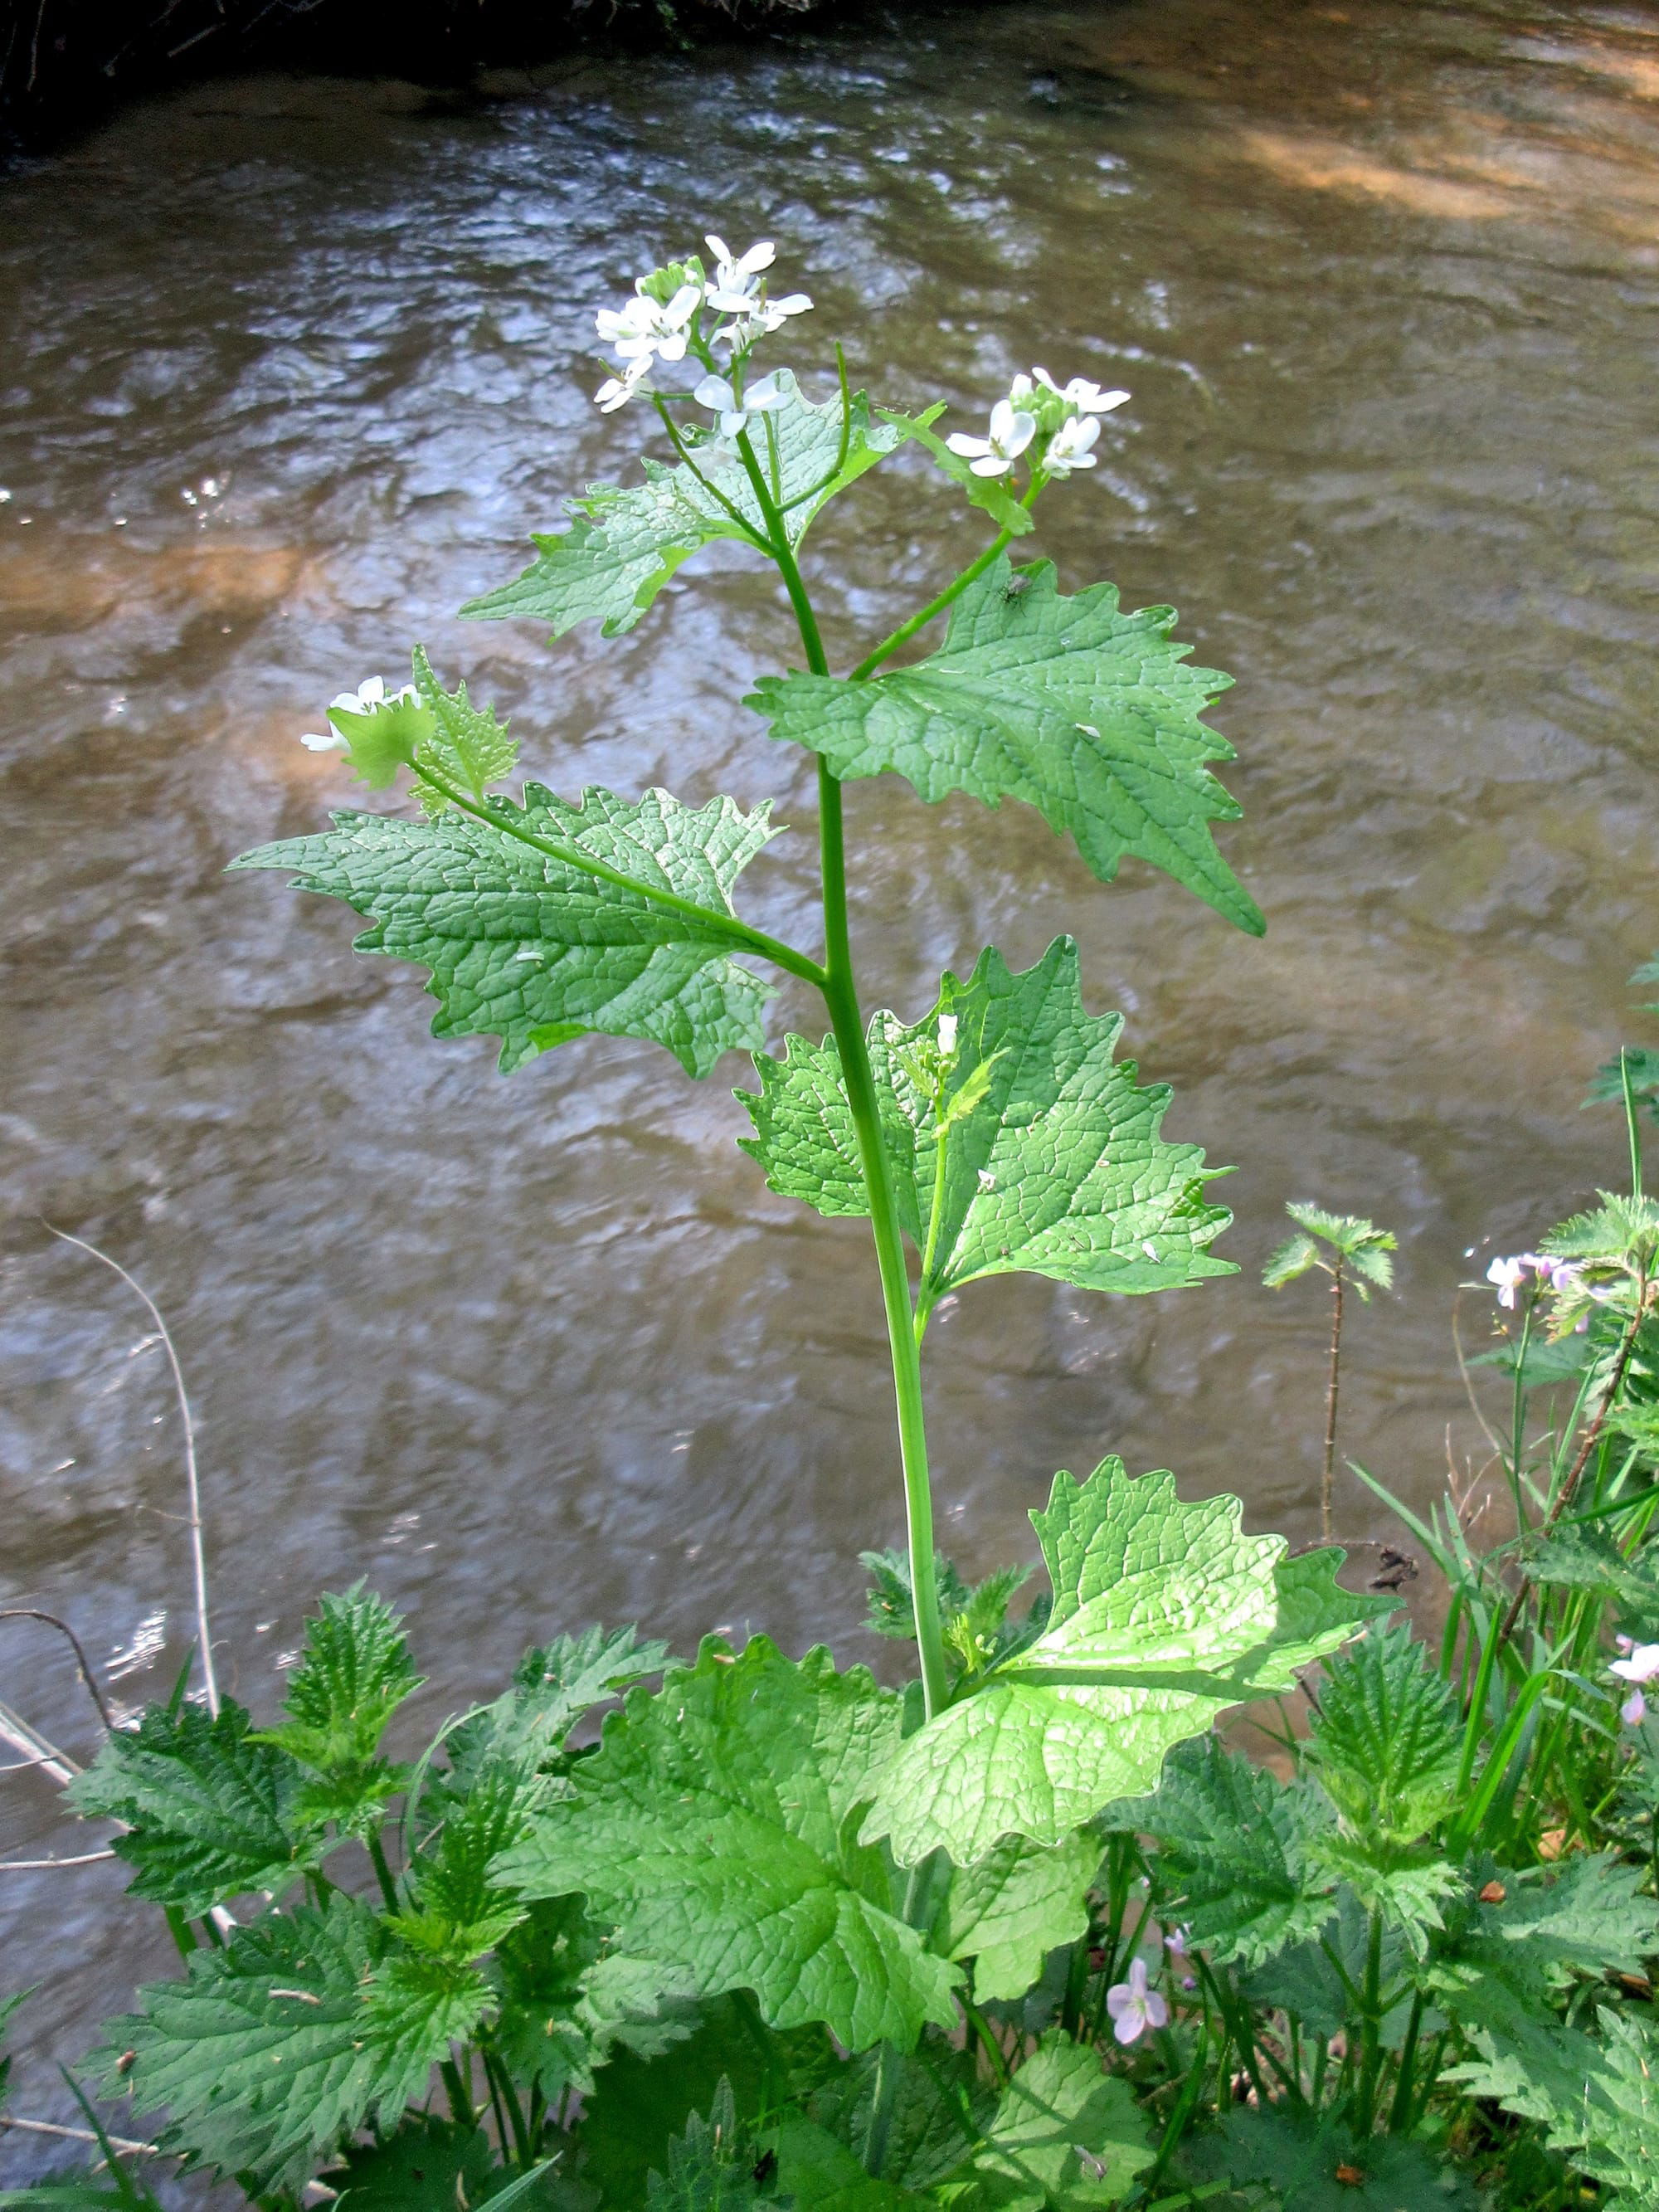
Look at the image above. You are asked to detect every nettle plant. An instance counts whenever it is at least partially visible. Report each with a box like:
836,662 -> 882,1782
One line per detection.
60,236 -> 1422,2207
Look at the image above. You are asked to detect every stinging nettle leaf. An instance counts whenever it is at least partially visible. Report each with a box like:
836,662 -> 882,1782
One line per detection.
93,1894 -> 431,2192
66,1698 -> 323,1920
748,556 -> 1262,934
863,1460 -> 1389,1866
1100,1734 -> 1335,1969
462,372 -> 916,641
232,785 -> 781,1079
739,939 -> 1233,1306
495,1638 -> 961,2052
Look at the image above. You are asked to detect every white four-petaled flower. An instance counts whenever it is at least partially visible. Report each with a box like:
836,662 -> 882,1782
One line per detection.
693,370 -> 784,440
595,358 -> 653,414
1486,1255 -> 1530,1308
300,676 -> 412,751
946,397 -> 1038,479
1033,367 -> 1131,415
595,283 -> 702,366
703,235 -> 776,313
1044,415 -> 1101,476
1105,1957 -> 1168,2046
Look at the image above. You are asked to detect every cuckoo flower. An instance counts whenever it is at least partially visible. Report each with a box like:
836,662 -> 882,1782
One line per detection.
1486,1255 -> 1530,1308
1105,1957 -> 1168,2046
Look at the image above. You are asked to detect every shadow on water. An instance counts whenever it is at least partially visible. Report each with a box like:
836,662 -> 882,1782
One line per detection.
2,0 -> 1659,2141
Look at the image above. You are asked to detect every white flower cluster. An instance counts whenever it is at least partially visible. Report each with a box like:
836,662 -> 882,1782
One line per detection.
300,675 -> 415,753
593,236 -> 811,417
946,368 -> 1130,482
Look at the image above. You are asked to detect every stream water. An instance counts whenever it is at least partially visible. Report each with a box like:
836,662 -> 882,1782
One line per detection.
2,0 -> 1659,2139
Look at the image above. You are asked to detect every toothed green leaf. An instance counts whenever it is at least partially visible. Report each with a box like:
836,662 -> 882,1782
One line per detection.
496,1640 -> 961,2052
462,373 -> 916,640
232,786 -> 780,1079
738,940 -> 1233,1303
91,1895 -> 428,2193
941,2032 -> 1151,2210
863,1462 -> 1387,1864
66,1699 -> 323,1919
319,2116 -> 538,2210
445,1623 -> 672,1786
1100,1735 -> 1335,1968
257,1586 -> 421,1774
406,645 -> 518,813
1303,1626 -> 1461,1848
932,1831 -> 1100,2002
748,557 -> 1261,933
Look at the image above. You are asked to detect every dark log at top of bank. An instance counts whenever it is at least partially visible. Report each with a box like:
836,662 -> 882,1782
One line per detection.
0,0 -> 823,153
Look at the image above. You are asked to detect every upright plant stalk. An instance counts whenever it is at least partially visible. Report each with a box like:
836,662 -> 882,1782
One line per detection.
1321,1258 -> 1345,1544
732,431 -> 951,1722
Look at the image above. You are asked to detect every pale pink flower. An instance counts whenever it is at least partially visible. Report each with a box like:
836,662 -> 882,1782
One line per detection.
1105,1956 -> 1168,2046
1623,1690 -> 1647,1727
1611,1644 -> 1659,1683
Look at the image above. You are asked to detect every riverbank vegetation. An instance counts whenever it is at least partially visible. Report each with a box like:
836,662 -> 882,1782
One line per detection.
6,236 -> 1659,2212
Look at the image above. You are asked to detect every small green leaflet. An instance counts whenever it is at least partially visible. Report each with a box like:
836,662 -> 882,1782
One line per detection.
864,1460 -> 1387,1865
748,557 -> 1262,934
462,373 -> 917,641
66,1699 -> 323,1919
739,940 -> 1233,1303
1100,1736 -> 1335,1969
231,785 -> 780,1079
938,2032 -> 1151,2210
931,1831 -> 1100,2001
321,650 -> 518,812
93,1895 -> 427,2193
495,1639 -> 961,2051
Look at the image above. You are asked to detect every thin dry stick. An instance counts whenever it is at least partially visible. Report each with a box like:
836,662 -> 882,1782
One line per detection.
1320,1258 -> 1345,1543
44,1225 -> 219,1717
0,2116 -> 158,2158
0,1698 -> 77,1786
0,1849 -> 116,1869
0,1609 -> 113,1732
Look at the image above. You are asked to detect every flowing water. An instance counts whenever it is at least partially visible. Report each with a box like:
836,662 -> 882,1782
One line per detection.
2,0 -> 1659,2133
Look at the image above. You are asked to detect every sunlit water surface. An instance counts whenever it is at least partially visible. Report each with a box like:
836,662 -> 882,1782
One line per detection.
3,0 -> 1659,2144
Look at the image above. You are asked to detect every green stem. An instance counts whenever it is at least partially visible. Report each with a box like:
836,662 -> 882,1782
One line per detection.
734,427 -> 951,1719
410,766 -> 825,990
440,2057 -> 474,2128
1354,1909 -> 1384,2136
367,1832 -> 399,1913
915,1125 -> 951,1347
849,529 -> 1014,681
